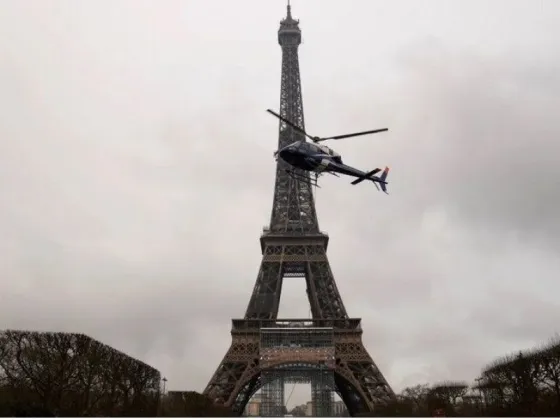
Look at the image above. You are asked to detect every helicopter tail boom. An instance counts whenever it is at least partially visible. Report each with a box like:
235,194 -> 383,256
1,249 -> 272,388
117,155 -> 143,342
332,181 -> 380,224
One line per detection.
350,166 -> 389,194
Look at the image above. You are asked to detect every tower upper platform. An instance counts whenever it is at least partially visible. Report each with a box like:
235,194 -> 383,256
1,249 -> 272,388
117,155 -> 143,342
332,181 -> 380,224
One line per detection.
278,2 -> 301,46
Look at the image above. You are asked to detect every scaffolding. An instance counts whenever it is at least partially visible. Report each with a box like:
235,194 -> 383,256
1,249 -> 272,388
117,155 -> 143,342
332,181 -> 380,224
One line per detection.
258,325 -> 336,417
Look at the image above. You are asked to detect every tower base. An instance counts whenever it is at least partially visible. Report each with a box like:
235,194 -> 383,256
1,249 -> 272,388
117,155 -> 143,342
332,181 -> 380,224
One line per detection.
203,319 -> 394,416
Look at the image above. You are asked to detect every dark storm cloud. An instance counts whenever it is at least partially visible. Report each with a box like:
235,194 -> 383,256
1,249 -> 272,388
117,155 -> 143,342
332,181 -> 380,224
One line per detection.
1,0 -> 559,403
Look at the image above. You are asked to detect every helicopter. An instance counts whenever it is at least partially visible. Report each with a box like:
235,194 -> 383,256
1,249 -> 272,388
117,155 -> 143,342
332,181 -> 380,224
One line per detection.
267,109 -> 390,193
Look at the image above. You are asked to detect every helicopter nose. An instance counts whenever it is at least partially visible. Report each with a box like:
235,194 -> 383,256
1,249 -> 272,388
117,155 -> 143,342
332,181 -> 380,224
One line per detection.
277,146 -> 297,162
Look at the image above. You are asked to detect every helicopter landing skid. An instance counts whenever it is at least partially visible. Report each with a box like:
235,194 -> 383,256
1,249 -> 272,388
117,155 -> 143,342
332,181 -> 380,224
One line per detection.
284,169 -> 321,188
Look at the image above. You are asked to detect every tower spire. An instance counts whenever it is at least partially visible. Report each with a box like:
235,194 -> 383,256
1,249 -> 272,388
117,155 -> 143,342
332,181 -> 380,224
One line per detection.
287,0 -> 291,19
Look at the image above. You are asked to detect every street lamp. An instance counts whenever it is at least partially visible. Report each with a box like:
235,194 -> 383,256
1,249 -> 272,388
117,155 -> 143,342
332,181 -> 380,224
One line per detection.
162,377 -> 168,395
158,377 -> 168,416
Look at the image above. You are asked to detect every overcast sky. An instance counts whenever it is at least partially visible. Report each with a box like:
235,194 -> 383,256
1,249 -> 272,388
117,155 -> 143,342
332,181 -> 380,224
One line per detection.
1,0 -> 560,408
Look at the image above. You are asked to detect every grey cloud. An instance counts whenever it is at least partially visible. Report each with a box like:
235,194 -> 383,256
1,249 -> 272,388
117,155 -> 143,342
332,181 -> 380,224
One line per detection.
393,45 -> 560,241
1,0 -> 560,405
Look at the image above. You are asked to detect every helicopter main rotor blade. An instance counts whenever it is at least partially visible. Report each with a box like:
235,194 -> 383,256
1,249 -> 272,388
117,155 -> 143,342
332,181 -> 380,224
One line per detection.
266,109 -> 315,141
316,128 -> 389,142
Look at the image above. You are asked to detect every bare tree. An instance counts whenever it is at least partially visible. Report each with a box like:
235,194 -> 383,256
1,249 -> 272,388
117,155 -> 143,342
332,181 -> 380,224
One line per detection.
430,381 -> 469,405
0,330 -> 161,416
534,338 -> 560,400
399,383 -> 430,415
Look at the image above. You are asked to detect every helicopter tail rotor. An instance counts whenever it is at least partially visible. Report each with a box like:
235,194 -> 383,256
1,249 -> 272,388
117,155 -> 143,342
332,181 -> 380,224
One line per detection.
379,167 -> 389,194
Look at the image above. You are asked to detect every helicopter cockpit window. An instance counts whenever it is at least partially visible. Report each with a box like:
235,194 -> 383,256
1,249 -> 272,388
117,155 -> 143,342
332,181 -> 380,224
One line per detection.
306,142 -> 320,153
297,141 -> 311,151
315,144 -> 332,155
284,141 -> 301,151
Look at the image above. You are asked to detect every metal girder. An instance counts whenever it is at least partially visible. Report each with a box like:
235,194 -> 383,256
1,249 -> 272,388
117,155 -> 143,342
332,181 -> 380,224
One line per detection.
244,242 -> 348,320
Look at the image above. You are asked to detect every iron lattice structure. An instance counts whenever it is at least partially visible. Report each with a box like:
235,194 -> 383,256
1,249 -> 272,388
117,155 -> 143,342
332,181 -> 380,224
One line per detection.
203,4 -> 395,416
258,326 -> 336,416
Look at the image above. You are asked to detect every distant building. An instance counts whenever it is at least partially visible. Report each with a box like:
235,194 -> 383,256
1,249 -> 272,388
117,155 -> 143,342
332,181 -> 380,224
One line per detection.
333,400 -> 347,416
289,404 -> 307,417
245,395 -> 261,416
303,399 -> 346,416
305,401 -> 313,416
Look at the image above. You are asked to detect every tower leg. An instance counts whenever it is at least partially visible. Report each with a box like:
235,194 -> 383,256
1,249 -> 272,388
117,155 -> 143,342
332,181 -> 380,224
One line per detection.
261,375 -> 284,417
311,370 -> 334,417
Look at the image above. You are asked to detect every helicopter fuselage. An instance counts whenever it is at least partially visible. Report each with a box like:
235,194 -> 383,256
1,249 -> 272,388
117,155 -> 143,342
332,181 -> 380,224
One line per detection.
277,140 -> 341,169
277,140 -> 373,179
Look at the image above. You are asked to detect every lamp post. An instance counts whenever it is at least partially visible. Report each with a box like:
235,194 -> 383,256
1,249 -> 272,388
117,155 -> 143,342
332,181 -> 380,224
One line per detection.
157,377 -> 168,416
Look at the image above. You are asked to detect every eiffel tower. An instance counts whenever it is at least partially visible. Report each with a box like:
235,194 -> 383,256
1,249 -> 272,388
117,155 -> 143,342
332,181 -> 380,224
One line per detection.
203,3 -> 395,416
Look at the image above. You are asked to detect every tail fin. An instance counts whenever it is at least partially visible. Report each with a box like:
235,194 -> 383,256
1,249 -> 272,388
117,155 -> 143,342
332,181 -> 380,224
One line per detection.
379,167 -> 389,194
